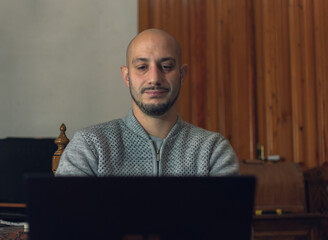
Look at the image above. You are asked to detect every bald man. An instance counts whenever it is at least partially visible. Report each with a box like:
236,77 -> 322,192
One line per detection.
56,29 -> 239,176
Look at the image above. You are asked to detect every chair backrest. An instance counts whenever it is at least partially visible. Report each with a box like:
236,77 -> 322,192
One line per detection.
52,124 -> 69,174
304,166 -> 328,214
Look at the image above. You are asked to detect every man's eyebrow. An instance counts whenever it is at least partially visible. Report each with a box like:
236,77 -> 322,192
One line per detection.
132,58 -> 149,65
132,57 -> 176,65
160,57 -> 176,63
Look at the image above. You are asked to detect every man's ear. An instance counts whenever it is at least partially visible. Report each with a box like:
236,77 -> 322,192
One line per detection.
180,64 -> 189,85
120,65 -> 129,87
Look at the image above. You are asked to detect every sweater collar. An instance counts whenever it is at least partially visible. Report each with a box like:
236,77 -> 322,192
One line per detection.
122,109 -> 183,140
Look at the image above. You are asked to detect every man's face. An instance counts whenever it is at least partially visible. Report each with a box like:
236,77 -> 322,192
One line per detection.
122,33 -> 185,117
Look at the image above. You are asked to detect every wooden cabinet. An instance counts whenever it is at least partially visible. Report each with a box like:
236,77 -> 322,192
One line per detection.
240,162 -> 328,240
253,214 -> 326,240
240,162 -> 307,213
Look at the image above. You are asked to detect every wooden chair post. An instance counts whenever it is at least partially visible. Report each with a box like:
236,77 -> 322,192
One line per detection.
52,123 -> 69,174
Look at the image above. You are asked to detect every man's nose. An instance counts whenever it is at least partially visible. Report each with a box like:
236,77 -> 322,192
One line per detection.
148,66 -> 163,85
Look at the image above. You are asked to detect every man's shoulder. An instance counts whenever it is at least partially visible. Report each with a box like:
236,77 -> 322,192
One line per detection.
77,118 -> 125,138
179,121 -> 224,140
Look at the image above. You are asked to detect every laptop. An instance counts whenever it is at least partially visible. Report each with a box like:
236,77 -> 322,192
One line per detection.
24,175 -> 255,240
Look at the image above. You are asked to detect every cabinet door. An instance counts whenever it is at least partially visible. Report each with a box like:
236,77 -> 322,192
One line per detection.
253,215 -> 324,240
255,232 -> 312,240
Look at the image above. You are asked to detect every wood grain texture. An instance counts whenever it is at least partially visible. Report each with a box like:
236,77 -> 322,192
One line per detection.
138,0 -> 328,168
313,0 -> 328,167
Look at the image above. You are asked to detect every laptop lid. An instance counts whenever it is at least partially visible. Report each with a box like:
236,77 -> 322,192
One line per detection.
25,175 -> 255,240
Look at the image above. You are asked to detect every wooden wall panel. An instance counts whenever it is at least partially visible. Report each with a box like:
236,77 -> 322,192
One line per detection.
188,0 -> 207,127
139,0 -> 328,168
213,0 -> 255,161
313,0 -> 328,167
254,0 -> 327,168
288,0 -> 317,168
254,0 -> 293,162
204,0 -> 256,160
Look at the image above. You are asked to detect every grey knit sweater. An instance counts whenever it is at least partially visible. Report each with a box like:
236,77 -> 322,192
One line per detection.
56,110 -> 239,176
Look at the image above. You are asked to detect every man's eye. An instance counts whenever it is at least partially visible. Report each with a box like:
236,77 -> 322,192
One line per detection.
137,65 -> 147,71
162,65 -> 173,71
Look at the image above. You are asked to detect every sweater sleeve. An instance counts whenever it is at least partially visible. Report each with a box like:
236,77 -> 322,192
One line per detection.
209,137 -> 240,176
55,131 -> 98,176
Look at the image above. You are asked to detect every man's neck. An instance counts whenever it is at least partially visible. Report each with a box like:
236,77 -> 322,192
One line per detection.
132,105 -> 178,139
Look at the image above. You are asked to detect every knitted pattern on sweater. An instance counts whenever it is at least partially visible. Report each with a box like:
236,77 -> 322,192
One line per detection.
56,110 -> 239,176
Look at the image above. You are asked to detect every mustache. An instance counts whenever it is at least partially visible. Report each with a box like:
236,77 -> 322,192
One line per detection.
141,86 -> 170,94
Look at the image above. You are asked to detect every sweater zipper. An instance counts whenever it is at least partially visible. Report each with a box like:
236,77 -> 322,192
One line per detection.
156,149 -> 160,176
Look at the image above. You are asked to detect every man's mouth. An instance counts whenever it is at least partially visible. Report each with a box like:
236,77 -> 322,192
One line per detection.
142,87 -> 169,96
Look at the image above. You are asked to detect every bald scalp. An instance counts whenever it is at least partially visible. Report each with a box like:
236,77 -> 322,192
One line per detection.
126,28 -> 182,67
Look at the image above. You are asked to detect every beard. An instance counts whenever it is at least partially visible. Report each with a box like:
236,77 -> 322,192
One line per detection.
129,80 -> 181,117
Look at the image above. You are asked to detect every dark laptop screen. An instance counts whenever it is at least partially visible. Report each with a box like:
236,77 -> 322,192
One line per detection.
25,176 -> 255,240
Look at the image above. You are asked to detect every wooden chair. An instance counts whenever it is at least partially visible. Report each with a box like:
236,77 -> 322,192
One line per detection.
52,124 -> 69,174
304,166 -> 328,214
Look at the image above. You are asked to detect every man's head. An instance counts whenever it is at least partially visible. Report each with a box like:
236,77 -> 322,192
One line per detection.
121,29 -> 188,117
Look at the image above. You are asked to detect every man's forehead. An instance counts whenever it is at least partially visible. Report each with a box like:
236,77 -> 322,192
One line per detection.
126,29 -> 182,66
131,39 -> 176,54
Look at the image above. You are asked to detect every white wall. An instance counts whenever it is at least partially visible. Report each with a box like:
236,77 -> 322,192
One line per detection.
0,0 -> 137,139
